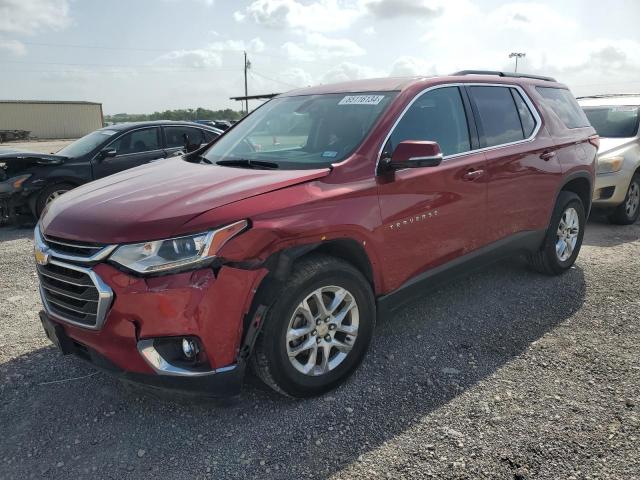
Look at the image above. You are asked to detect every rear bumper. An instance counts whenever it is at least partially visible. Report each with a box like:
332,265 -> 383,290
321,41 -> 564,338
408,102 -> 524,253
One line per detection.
38,262 -> 268,396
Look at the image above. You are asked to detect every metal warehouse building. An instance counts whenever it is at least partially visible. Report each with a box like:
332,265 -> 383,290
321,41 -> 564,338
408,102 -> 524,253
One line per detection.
0,100 -> 104,139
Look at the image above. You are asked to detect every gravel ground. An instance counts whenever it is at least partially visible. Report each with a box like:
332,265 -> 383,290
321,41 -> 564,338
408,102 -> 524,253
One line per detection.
0,216 -> 638,479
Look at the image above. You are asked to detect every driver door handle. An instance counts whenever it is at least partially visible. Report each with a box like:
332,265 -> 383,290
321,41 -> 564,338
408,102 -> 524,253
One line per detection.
463,169 -> 484,181
540,151 -> 556,161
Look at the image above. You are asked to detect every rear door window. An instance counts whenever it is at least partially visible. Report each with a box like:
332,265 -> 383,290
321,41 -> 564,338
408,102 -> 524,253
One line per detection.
202,129 -> 220,143
469,86 -> 526,147
164,126 -> 204,149
388,86 -> 471,156
109,128 -> 160,155
536,87 -> 590,129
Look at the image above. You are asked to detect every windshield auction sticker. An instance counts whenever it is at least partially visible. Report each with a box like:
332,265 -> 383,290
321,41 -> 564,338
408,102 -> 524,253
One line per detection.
338,95 -> 385,106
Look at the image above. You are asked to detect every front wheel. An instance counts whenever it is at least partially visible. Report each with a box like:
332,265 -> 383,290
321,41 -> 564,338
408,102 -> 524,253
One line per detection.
251,255 -> 375,398
528,191 -> 586,275
35,183 -> 75,218
609,174 -> 640,225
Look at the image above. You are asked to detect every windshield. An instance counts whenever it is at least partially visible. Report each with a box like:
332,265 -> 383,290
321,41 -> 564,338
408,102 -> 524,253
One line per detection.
583,106 -> 640,138
202,92 -> 397,169
57,129 -> 118,157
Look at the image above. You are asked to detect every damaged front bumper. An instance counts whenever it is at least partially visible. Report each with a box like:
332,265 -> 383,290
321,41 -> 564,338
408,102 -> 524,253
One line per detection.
38,260 -> 268,396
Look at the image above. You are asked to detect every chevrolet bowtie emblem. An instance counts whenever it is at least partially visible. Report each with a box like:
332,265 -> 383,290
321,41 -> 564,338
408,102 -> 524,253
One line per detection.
34,245 -> 50,266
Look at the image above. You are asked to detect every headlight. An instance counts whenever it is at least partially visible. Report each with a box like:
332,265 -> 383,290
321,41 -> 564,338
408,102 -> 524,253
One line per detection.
597,155 -> 624,175
1,174 -> 32,190
109,220 -> 248,274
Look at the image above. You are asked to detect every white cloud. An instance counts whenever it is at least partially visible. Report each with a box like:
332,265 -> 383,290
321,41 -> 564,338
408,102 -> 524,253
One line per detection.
153,37 -> 266,69
282,33 -> 365,61
389,55 -> 436,77
362,0 -> 444,19
235,0 -> 361,32
0,0 -> 71,35
0,38 -> 26,55
154,49 -> 223,69
321,61 -> 382,84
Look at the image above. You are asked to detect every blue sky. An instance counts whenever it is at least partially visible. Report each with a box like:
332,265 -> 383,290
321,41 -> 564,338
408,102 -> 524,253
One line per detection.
1,0 -> 639,114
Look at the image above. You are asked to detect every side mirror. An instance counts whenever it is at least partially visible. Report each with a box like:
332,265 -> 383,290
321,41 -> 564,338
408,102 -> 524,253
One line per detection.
99,148 -> 117,160
384,141 -> 443,171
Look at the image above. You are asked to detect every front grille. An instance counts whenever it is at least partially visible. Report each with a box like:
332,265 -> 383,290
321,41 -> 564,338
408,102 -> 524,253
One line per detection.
43,235 -> 106,258
37,261 -> 111,329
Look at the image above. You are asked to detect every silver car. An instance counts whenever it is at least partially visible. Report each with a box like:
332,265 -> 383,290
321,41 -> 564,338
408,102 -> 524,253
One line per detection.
578,94 -> 640,224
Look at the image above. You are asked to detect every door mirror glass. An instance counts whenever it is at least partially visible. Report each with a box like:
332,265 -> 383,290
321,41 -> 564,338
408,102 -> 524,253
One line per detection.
386,140 -> 443,170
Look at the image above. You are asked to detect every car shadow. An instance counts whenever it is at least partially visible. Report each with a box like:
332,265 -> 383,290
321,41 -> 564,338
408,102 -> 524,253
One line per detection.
0,258 -> 586,479
584,212 -> 640,248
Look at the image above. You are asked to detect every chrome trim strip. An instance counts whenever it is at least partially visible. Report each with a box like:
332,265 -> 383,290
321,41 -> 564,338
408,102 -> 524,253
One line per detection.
41,284 -> 98,303
43,293 -> 97,315
375,82 -> 543,174
35,224 -> 117,263
37,268 -> 93,287
137,339 -> 237,377
43,236 -> 102,250
38,259 -> 113,331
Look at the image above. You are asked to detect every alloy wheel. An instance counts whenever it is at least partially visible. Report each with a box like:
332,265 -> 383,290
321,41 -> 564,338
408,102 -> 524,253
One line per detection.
556,206 -> 580,262
45,189 -> 68,205
625,181 -> 640,218
285,285 -> 359,376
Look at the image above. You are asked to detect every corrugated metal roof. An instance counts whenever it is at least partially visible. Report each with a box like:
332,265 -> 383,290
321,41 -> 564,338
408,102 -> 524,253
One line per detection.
0,100 -> 102,105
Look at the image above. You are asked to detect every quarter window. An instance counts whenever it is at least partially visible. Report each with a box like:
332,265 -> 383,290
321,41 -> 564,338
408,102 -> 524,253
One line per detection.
109,128 -> 160,155
387,87 -> 471,157
512,90 -> 537,138
469,86 -> 526,147
536,87 -> 590,129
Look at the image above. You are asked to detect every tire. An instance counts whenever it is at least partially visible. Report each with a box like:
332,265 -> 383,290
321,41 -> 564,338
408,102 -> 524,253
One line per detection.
528,191 -> 585,275
608,174 -> 640,225
251,254 -> 376,398
35,183 -> 75,218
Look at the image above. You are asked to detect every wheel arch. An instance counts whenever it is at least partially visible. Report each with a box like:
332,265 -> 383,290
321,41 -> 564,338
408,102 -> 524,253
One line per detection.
558,172 -> 593,216
236,238 -> 378,363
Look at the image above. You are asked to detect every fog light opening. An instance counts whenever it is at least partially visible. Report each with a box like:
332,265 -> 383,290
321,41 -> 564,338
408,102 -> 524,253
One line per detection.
182,337 -> 199,360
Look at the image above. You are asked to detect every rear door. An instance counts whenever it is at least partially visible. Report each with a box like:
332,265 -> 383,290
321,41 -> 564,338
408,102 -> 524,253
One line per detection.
467,85 -> 560,243
377,85 -> 488,290
93,127 -> 163,179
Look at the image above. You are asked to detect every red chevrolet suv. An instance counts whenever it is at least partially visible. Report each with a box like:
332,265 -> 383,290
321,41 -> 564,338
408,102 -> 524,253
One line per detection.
35,71 -> 597,397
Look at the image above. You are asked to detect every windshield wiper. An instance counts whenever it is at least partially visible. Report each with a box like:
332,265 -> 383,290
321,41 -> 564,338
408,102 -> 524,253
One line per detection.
216,159 -> 279,169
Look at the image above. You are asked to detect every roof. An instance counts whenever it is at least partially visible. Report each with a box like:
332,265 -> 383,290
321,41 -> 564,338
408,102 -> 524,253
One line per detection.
103,120 -> 223,132
0,100 -> 102,106
279,72 -> 563,97
577,94 -> 640,107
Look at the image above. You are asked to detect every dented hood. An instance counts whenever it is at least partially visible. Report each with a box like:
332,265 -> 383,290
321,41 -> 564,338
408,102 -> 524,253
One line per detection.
41,157 -> 330,243
0,150 -> 66,165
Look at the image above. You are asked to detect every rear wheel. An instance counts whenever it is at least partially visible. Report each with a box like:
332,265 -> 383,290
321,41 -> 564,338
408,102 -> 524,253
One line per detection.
528,191 -> 585,275
35,183 -> 74,217
609,174 -> 640,225
251,255 -> 375,398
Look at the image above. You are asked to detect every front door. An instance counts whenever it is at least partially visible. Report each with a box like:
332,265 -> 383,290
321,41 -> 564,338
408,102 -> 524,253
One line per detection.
93,127 -> 164,179
377,86 -> 488,291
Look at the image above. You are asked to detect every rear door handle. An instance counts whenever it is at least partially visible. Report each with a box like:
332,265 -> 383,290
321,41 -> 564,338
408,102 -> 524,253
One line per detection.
463,169 -> 484,181
540,151 -> 556,161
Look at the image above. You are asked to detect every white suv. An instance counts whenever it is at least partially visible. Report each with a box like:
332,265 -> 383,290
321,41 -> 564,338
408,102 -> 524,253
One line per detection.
579,94 -> 640,224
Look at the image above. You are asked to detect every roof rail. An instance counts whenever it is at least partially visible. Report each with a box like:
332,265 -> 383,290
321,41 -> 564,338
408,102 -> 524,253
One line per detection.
452,70 -> 557,82
576,93 -> 640,99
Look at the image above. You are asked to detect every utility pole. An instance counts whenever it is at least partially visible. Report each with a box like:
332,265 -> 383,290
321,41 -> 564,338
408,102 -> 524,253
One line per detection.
509,52 -> 526,73
243,51 -> 251,115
